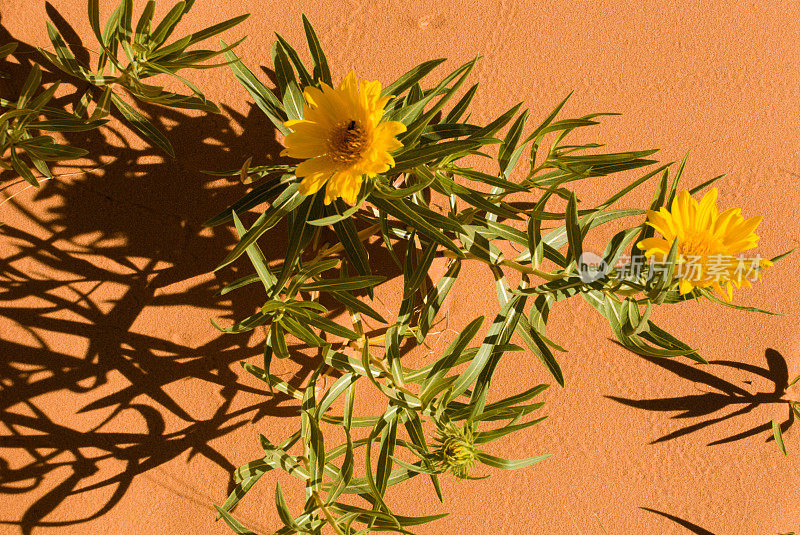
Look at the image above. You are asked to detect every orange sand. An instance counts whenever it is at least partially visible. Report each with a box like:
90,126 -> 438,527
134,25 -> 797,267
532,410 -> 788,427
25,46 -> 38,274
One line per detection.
1,1 -> 799,533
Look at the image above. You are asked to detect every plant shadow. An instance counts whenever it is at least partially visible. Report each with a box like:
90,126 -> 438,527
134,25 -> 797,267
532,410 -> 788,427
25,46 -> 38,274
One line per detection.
0,10 -> 317,534
640,507 -> 718,535
607,349 -> 794,446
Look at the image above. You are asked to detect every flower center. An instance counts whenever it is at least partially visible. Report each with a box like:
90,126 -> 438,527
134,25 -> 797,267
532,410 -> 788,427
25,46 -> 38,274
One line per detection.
329,120 -> 369,164
678,229 -> 721,258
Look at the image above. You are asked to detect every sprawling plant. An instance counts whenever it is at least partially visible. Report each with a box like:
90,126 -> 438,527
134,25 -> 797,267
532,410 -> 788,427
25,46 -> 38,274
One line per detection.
2,2 -> 792,532
0,0 -> 247,184
40,0 -> 247,156
1,43 -> 105,185
208,17 -> 788,534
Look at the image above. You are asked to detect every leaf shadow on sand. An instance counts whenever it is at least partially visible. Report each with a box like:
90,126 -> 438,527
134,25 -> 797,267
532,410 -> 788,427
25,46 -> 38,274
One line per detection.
607,349 -> 794,446
640,508 -> 718,535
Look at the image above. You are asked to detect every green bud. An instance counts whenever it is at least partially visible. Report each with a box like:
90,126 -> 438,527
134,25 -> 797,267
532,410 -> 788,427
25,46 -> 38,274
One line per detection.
433,422 -> 477,479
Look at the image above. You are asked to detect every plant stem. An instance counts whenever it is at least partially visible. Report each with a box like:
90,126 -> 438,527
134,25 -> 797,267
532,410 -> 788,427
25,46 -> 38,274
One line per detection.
440,250 -> 563,281
312,492 -> 346,535
309,223 -> 381,265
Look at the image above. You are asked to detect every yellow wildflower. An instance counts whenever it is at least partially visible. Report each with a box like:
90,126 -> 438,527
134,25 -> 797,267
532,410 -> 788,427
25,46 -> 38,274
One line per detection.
280,71 -> 406,205
637,188 -> 772,300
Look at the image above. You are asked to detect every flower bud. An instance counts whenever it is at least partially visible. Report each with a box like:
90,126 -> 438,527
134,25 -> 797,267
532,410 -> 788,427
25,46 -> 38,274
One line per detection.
433,422 -> 477,479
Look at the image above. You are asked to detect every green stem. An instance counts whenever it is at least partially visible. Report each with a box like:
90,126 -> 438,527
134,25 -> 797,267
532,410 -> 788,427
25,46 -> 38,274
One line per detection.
308,223 -> 381,265
441,250 -> 564,281
312,492 -> 346,535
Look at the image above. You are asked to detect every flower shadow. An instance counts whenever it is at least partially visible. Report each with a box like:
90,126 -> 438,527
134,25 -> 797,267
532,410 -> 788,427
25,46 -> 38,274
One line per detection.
607,349 -> 794,446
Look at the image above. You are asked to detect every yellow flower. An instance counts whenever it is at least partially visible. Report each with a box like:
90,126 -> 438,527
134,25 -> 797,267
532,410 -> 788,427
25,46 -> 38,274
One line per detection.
280,71 -> 407,205
637,188 -> 772,300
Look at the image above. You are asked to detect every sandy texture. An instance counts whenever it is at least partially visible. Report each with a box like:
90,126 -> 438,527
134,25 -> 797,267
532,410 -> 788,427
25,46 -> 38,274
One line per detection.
1,0 -> 799,533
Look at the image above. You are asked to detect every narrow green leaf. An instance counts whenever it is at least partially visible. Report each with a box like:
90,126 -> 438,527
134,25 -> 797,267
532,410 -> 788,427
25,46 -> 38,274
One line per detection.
404,238 -> 437,299
101,2 -> 123,49
444,83 -> 478,123
150,1 -> 187,46
770,247 -> 796,264
438,180 -> 522,221
773,420 -> 787,456
110,93 -> 174,156
327,428 -> 354,504
274,32 -> 314,87
392,138 -> 493,172
376,415 -> 398,498
565,191 -> 582,264
523,91 -> 573,149
204,175 -> 289,227
118,0 -> 134,43
0,42 -> 18,60
419,259 -> 461,338
300,275 -> 386,292
332,212 -> 372,284
275,482 -> 299,528
87,0 -> 104,45
18,64 -> 42,109
45,22 -> 88,79
595,163 -> 672,212
420,316 -> 484,405
473,417 -> 548,444
515,313 -> 564,387
214,506 -> 256,534
314,373 -> 357,420
270,322 -> 289,360
232,212 -> 276,292
217,184 -> 302,269
271,41 -> 295,97
328,290 -> 387,323
241,362 -> 303,399
399,58 -> 477,147
305,411 -> 325,493
134,1 -> 156,44
301,15 -> 332,85
452,167 -> 528,192
696,287 -> 779,316
210,309 -> 270,334
663,151 -> 689,208
280,315 -> 325,347
362,416 -> 399,521
158,13 -> 249,56
475,451 -> 550,470
688,173 -> 725,195
10,150 -> 38,186
448,296 -> 521,402
370,197 -> 462,256
299,311 -> 359,340
382,58 -> 446,98
275,194 -> 320,295
468,295 -> 526,420
421,122 -> 480,141
89,86 -> 114,121
648,236 -> 679,301
498,110 -> 529,176
788,374 -> 800,389
222,41 -> 289,135
217,474 -> 263,518
283,79 -> 304,121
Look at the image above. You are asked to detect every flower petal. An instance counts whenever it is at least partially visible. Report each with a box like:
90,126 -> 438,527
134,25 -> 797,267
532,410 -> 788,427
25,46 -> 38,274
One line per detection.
296,156 -> 338,177
298,171 -> 331,196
